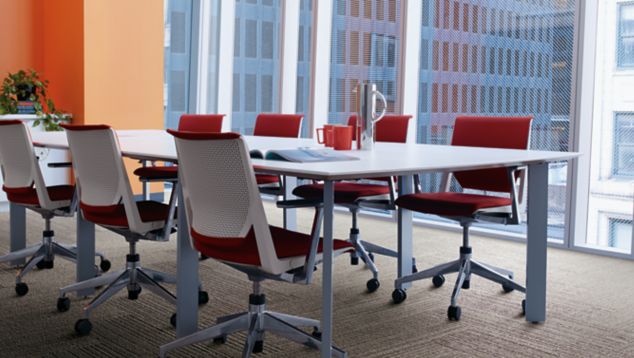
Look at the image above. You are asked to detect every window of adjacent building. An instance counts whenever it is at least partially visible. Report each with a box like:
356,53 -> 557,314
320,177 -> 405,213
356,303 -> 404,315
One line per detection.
233,0 -> 281,134
617,2 -> 634,68
329,0 -> 402,124
613,112 -> 634,177
608,218 -> 633,251
417,0 -> 577,241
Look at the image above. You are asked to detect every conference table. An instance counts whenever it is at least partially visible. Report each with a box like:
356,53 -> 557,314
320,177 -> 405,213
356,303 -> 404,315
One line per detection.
20,129 -> 577,357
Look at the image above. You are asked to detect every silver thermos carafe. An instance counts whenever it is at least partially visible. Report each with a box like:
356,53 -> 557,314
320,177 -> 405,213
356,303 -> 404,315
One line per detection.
354,82 -> 387,150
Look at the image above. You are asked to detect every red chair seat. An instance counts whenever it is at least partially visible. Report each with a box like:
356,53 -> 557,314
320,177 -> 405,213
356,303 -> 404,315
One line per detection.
3,185 -> 75,206
133,166 -> 178,180
293,182 -> 391,204
395,192 -> 512,217
256,174 -> 280,185
80,200 -> 171,228
192,225 -> 353,266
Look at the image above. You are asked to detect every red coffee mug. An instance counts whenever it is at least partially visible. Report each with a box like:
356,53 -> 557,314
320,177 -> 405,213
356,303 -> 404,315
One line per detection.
316,124 -> 335,147
332,125 -> 353,150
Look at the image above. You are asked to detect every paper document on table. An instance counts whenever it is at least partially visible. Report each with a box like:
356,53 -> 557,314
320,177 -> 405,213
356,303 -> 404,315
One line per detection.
250,148 -> 359,163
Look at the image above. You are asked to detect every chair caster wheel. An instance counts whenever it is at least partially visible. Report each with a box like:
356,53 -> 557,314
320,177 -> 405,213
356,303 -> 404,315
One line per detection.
170,313 -> 177,328
213,335 -> 227,344
392,289 -> 407,304
462,279 -> 470,290
15,282 -> 29,296
521,299 -> 526,316
447,306 -> 461,321
57,297 -> 71,312
502,275 -> 514,293
198,290 -> 209,305
37,259 -> 54,270
128,287 -> 142,300
311,327 -> 322,340
350,256 -> 359,265
432,274 -> 445,288
75,319 -> 92,336
99,259 -> 111,273
252,340 -> 264,353
366,278 -> 380,293
199,254 -> 209,261
412,264 -> 418,273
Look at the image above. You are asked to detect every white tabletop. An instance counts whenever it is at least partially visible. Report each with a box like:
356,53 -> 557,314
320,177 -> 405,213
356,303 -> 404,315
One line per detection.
32,129 -> 580,180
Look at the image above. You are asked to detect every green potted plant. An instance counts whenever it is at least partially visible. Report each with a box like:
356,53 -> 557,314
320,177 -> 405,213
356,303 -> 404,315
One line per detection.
0,69 -> 70,131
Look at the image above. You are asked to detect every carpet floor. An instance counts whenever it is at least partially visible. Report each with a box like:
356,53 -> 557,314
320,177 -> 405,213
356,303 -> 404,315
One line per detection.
0,202 -> 633,357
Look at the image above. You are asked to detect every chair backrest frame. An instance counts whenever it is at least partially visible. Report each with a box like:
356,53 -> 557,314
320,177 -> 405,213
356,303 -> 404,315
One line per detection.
170,130 -> 287,274
178,114 -> 225,132
0,120 -> 62,210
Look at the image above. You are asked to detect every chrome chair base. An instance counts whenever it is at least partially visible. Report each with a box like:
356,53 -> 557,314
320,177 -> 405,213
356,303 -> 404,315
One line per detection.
0,226 -> 107,290
57,239 -> 177,335
159,284 -> 347,358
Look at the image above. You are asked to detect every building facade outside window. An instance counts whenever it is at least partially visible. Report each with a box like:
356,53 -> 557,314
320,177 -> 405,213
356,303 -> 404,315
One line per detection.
617,1 -> 634,68
416,0 -> 577,241
232,0 -> 281,134
614,113 -> 634,177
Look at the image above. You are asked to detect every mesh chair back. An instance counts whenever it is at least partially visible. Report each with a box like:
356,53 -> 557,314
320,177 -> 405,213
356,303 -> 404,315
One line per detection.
178,114 -> 224,132
62,124 -> 146,231
451,116 -> 533,193
253,114 -> 303,138
0,120 -> 56,208
170,131 -> 282,273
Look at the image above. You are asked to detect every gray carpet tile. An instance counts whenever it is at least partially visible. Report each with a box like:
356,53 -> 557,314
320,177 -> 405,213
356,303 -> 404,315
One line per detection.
0,202 -> 633,357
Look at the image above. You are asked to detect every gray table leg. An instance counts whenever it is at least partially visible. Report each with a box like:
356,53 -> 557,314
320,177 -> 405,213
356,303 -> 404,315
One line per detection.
321,180 -> 334,358
9,203 -> 26,266
176,184 -> 199,337
396,175 -> 414,290
9,203 -> 27,266
76,213 -> 96,297
526,162 -> 548,323
283,176 -> 297,231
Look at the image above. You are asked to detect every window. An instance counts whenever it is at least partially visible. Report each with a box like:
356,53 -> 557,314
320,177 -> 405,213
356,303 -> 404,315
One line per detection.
417,0 -> 577,241
618,2 -> 634,68
613,113 -> 634,177
232,0 -> 281,134
328,0 -> 402,124
608,218 -> 632,251
296,0 -> 313,138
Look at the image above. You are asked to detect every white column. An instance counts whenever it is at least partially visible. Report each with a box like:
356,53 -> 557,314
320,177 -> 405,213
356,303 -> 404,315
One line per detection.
309,0 -> 333,136
216,0 -> 236,132
567,0 -> 599,249
279,0 -> 301,114
400,0 -> 422,144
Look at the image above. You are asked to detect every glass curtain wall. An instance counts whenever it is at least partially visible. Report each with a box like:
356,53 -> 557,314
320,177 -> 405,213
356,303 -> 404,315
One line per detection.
329,0 -> 402,124
416,0 -> 577,241
232,0 -> 282,134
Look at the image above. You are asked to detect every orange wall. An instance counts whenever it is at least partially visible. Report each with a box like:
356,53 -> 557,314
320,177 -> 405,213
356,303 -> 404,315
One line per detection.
1,0 -> 164,194
84,0 -> 164,130
0,0 -> 37,75
39,0 -> 85,124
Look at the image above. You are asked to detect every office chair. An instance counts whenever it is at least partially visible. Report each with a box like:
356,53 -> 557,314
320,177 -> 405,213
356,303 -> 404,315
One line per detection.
0,120 -> 109,296
392,116 -> 532,321
159,130 -> 352,357
133,114 -> 225,183
56,124 -> 207,336
292,115 -> 416,293
252,113 -> 303,195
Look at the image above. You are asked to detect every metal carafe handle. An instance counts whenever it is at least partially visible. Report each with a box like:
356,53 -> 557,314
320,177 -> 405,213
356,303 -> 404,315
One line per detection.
372,90 -> 387,123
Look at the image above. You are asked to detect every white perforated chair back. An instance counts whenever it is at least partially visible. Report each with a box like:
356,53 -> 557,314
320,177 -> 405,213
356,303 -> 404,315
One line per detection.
171,131 -> 284,274
0,121 -> 58,209
63,125 -> 149,233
